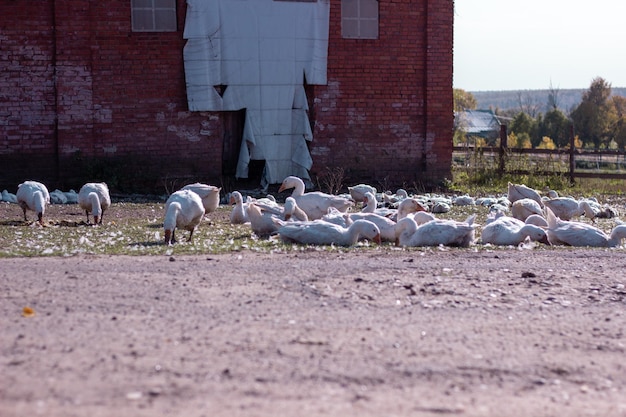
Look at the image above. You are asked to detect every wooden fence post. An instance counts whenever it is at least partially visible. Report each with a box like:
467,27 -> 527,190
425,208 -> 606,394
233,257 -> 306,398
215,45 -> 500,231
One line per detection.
499,124 -> 507,175
569,125 -> 575,184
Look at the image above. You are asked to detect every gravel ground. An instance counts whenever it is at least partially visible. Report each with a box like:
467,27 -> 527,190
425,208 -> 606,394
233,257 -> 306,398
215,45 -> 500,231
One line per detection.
2,247 -> 626,417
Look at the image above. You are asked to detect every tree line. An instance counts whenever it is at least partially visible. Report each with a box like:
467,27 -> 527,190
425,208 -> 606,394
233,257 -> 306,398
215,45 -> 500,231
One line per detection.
454,77 -> 626,151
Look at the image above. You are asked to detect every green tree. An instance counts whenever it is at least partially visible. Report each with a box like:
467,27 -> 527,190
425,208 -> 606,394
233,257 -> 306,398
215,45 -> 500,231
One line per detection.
539,109 -> 571,148
509,112 -> 540,147
570,77 -> 615,148
610,95 -> 626,150
454,89 -> 477,112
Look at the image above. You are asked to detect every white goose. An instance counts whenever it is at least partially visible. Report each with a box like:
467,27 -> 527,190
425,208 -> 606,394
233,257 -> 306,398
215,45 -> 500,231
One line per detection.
348,183 -> 377,203
511,198 -> 544,221
525,214 -> 549,228
395,215 -> 476,248
2,189 -> 18,203
229,191 -> 250,224
163,189 -> 205,245
278,176 -> 354,220
507,182 -> 544,207
16,181 -> 50,225
380,198 -> 428,221
181,183 -> 221,214
273,218 -> 381,246
360,192 -> 378,213
78,182 -> 111,225
254,196 -> 309,222
246,198 -> 306,237
542,197 -> 583,221
322,209 -> 398,242
480,214 -> 549,246
545,207 -> 626,247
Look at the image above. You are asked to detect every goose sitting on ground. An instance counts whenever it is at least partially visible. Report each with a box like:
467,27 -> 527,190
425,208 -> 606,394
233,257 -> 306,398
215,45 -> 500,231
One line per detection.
63,189 -> 79,204
382,189 -> 409,206
78,182 -> 111,225
379,198 -> 428,222
525,214 -> 549,228
411,211 -> 437,225
181,183 -> 221,214
273,218 -> 381,246
2,189 -> 18,203
542,196 -> 605,221
50,189 -> 68,204
395,215 -> 476,248
480,213 -> 549,246
507,182 -> 544,207
229,191 -> 250,224
278,176 -> 354,220
246,198 -> 306,238
545,207 -> 626,247
511,198 -> 544,222
254,197 -> 308,222
163,189 -> 205,245
360,192 -> 378,213
322,208 -> 398,242
16,181 -> 50,225
348,183 -> 377,203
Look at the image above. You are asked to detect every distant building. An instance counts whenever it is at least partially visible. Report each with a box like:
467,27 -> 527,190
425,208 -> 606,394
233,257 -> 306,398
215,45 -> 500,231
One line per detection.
1,0 -> 454,193
454,110 -> 501,143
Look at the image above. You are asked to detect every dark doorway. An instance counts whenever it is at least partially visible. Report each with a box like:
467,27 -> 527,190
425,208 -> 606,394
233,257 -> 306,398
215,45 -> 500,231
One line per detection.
222,109 -> 246,176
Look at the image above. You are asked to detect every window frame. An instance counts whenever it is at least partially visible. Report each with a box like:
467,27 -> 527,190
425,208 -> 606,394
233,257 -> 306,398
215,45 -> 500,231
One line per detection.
131,0 -> 177,33
341,0 -> 379,40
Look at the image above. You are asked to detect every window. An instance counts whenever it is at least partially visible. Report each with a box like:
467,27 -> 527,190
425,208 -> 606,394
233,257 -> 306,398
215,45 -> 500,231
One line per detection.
341,0 -> 378,39
131,0 -> 177,32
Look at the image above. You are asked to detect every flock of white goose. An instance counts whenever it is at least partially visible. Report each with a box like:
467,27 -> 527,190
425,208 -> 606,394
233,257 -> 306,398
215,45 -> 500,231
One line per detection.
2,178 -> 625,249
223,177 -> 626,249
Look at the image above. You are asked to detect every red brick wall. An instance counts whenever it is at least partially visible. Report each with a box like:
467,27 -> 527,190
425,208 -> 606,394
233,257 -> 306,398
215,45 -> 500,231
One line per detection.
311,0 -> 453,189
0,0 -> 453,193
0,0 -> 223,193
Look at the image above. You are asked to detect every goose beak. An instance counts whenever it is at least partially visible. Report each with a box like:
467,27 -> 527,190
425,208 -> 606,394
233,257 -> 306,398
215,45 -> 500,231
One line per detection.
229,195 -> 236,205
93,215 -> 100,225
539,235 -> 551,245
278,184 -> 286,193
373,234 -> 381,245
164,229 -> 173,245
38,213 -> 44,225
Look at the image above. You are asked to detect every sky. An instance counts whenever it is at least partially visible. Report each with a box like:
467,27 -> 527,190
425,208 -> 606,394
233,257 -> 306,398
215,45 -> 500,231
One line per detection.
453,0 -> 626,92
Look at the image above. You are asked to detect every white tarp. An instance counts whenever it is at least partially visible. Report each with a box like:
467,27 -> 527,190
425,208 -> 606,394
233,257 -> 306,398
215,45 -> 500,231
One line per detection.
183,0 -> 330,186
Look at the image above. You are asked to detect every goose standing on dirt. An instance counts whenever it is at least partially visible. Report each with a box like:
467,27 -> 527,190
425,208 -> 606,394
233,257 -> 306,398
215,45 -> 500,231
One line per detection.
181,183 -> 221,214
16,181 -> 50,225
78,182 -> 111,225
395,215 -> 476,248
163,189 -> 205,245
273,218 -> 381,246
480,214 -> 549,246
278,176 -> 354,220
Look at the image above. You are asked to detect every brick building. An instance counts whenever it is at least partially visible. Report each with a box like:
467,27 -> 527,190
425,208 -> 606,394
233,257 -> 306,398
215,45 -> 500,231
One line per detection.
0,0 -> 453,194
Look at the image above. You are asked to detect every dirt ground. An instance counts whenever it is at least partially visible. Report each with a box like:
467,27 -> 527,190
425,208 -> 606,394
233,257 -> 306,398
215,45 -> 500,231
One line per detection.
2,243 -> 626,416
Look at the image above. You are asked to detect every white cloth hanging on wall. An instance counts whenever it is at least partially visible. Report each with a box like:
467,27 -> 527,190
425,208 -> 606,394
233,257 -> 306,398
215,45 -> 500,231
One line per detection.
183,0 -> 330,185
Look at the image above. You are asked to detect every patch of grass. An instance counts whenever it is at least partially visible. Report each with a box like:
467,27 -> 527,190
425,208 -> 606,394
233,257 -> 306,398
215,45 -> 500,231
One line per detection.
0,205 -> 383,258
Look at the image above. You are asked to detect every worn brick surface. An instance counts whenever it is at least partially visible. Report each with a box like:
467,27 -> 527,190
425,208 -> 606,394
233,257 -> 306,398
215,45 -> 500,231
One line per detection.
0,0 -> 452,192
